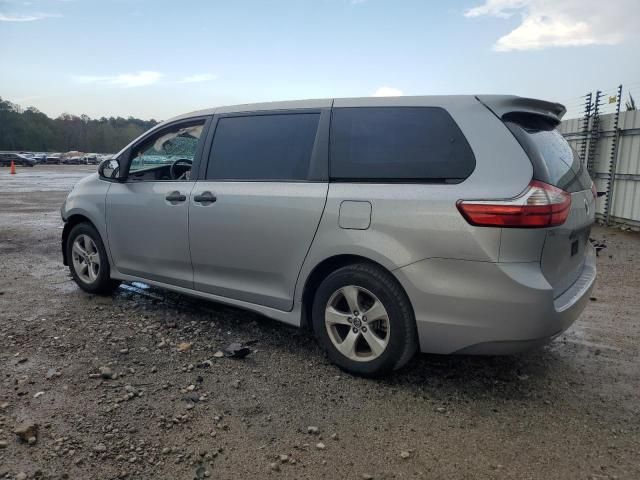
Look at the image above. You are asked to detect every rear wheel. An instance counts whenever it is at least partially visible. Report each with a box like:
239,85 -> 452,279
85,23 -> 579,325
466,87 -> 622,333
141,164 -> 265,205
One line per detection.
67,223 -> 120,294
312,263 -> 418,377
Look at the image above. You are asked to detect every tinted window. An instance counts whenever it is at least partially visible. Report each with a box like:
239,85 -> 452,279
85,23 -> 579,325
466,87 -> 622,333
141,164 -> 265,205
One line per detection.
330,107 -> 475,182
206,113 -> 320,180
504,113 -> 591,192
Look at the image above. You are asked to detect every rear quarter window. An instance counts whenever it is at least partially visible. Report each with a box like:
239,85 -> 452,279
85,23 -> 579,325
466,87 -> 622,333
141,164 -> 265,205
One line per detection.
330,107 -> 475,182
504,113 -> 591,193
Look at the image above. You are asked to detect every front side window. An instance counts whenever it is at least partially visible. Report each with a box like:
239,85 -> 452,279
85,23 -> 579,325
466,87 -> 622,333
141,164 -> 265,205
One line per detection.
330,107 -> 475,182
206,113 -> 320,181
128,121 -> 205,181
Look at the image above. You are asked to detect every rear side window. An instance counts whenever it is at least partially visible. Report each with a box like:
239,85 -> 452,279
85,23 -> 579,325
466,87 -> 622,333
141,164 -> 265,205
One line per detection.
504,113 -> 591,193
330,107 -> 475,182
206,113 -> 320,181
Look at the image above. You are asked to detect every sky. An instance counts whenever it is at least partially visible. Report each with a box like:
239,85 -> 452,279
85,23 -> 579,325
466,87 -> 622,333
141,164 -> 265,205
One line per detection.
1,0 -> 639,121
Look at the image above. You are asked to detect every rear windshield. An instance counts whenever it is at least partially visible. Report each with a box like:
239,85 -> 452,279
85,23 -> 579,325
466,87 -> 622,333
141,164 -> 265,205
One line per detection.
330,107 -> 475,182
504,113 -> 591,192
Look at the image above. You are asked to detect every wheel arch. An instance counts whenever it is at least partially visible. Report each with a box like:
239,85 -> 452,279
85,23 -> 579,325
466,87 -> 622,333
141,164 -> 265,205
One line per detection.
300,254 -> 412,329
62,214 -> 101,266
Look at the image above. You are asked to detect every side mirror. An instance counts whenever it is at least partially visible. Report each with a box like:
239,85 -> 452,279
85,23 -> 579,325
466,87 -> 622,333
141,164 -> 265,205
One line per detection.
98,158 -> 122,181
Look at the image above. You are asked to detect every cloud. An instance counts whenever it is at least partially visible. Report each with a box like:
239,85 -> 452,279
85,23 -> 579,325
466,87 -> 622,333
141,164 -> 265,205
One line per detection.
0,12 -> 61,22
177,73 -> 218,84
372,86 -> 404,97
465,0 -> 528,18
12,95 -> 44,104
465,0 -> 638,51
73,71 -> 164,88
72,71 -> 218,88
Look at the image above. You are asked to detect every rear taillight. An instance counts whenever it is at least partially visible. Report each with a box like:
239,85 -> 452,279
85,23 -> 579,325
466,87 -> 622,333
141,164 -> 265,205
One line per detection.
591,182 -> 597,199
457,180 -> 571,228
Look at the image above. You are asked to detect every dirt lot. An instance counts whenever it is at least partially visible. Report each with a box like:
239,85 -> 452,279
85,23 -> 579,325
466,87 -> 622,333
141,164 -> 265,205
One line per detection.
1,165 -> 639,480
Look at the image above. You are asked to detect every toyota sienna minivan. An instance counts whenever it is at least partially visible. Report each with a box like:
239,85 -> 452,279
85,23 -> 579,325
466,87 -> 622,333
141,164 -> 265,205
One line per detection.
61,95 -> 596,376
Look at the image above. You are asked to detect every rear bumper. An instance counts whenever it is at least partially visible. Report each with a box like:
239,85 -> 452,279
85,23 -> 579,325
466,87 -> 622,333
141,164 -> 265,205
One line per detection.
393,244 -> 596,355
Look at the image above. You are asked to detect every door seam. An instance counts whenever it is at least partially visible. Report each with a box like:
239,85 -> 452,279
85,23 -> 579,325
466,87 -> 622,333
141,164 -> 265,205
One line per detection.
290,182 -> 330,310
186,181 -> 198,290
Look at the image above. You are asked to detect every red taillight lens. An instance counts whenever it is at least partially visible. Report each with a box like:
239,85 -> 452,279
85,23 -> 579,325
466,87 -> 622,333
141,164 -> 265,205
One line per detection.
457,180 -> 571,228
591,182 -> 597,199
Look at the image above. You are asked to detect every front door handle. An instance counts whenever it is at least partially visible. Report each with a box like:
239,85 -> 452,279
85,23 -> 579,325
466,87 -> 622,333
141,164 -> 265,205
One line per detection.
165,191 -> 186,203
194,191 -> 217,205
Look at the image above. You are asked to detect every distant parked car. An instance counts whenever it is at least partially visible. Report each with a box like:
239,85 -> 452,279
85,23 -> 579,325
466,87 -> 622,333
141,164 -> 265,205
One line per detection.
45,155 -> 62,165
83,154 -> 99,165
0,152 -> 36,167
32,154 -> 48,164
63,156 -> 84,165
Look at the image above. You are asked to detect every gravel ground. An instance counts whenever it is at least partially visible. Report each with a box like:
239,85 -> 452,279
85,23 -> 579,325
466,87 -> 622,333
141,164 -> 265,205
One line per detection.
0,165 -> 639,480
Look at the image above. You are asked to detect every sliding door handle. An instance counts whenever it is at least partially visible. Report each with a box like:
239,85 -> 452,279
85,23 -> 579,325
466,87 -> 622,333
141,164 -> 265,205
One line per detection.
165,191 -> 186,203
194,192 -> 217,204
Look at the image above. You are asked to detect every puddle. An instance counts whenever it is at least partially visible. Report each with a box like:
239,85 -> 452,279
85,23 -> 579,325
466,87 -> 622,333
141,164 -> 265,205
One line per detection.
0,165 -> 96,193
114,281 -> 229,316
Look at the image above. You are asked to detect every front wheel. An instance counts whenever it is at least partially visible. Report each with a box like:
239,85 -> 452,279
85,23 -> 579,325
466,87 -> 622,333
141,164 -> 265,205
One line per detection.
312,263 -> 418,377
67,223 -> 120,294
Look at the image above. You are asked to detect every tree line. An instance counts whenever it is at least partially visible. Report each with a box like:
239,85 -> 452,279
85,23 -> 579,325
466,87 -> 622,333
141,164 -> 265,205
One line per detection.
0,97 -> 158,153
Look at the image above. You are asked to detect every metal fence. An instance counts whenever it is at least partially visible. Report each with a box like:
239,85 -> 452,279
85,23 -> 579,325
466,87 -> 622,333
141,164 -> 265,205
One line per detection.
560,109 -> 640,230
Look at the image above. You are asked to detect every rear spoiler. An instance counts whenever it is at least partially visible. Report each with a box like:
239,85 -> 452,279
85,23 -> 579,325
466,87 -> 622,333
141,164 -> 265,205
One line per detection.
476,95 -> 566,125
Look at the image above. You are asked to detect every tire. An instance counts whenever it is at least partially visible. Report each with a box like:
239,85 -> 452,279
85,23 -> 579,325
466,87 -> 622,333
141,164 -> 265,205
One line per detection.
66,222 -> 120,294
312,263 -> 418,377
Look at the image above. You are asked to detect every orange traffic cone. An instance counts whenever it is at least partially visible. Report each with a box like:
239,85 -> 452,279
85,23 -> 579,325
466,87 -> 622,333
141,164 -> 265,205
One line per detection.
10,160 -> 16,175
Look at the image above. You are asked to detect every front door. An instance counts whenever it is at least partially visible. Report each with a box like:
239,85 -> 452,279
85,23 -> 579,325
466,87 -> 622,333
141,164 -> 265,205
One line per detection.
106,118 -> 208,288
189,111 -> 329,310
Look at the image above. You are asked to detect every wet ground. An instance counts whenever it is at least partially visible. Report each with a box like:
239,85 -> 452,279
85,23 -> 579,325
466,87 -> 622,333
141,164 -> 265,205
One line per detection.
0,165 -> 639,480
1,165 -> 97,193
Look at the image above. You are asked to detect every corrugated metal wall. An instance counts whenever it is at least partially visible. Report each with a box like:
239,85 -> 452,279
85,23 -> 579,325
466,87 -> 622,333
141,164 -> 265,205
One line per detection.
561,110 -> 640,229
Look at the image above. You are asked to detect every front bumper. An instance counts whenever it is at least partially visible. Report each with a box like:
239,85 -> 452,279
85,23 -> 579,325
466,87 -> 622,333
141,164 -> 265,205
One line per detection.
393,245 -> 596,355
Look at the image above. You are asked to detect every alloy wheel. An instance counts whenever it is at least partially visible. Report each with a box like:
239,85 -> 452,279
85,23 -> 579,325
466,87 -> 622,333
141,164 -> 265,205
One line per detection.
71,234 -> 101,284
325,285 -> 390,362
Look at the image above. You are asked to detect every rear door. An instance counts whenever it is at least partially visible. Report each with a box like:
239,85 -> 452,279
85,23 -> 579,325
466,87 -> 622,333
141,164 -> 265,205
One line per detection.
188,109 -> 330,311
504,114 -> 595,296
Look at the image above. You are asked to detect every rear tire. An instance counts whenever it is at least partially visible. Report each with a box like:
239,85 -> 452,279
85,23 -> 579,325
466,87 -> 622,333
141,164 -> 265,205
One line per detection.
67,222 -> 120,294
311,263 -> 418,377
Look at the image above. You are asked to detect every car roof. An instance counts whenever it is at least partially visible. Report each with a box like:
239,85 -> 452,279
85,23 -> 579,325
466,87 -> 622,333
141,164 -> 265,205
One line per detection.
164,94 -> 564,124
115,94 -> 562,160
164,95 -> 527,124
167,98 -> 332,123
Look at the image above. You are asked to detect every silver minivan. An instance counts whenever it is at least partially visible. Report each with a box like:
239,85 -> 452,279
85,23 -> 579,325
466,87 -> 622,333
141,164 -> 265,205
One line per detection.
61,96 -> 596,376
